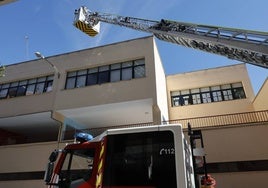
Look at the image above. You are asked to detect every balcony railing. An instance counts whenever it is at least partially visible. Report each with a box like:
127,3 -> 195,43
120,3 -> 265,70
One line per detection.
166,110 -> 268,129
70,110 -> 268,138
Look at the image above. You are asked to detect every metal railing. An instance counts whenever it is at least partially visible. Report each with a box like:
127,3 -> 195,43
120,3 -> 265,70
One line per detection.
166,110 -> 268,129
74,110 -> 268,137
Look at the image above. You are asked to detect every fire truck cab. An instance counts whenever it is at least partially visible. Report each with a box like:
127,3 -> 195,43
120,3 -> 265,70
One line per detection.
45,124 -> 195,188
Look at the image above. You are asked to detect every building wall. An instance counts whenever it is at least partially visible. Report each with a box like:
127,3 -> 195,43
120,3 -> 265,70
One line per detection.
253,78 -> 268,111
202,125 -> 268,163
201,124 -> 268,188
0,61 -> 55,117
0,37 -> 267,188
167,64 -> 255,120
51,37 -> 159,111
152,39 -> 169,123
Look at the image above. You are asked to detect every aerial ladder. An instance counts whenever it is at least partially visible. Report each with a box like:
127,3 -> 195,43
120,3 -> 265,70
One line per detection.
74,6 -> 268,69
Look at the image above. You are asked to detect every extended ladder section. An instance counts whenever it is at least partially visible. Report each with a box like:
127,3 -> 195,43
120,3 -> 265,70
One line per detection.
74,6 -> 268,68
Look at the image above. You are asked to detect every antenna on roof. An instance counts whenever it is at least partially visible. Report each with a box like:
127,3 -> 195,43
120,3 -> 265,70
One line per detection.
25,35 -> 29,60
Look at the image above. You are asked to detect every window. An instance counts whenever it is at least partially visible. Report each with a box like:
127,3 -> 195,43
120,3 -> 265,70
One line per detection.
66,72 -> 77,89
110,64 -> 121,82
65,58 -> 146,89
134,59 -> 145,78
8,82 -> 18,98
103,131 -> 177,188
98,66 -> 110,84
0,75 -> 54,100
200,87 -> 211,103
221,84 -> 233,100
171,82 -> 246,107
59,149 -> 95,187
26,81 -> 36,95
232,83 -> 245,99
191,89 -> 201,104
122,62 -> 133,80
211,86 -> 222,102
17,81 -> 27,96
87,68 -> 98,86
35,82 -> 45,94
76,70 -> 87,88
0,84 -> 9,98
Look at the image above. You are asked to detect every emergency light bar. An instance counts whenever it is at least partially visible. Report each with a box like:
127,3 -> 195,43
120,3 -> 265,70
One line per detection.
75,132 -> 93,142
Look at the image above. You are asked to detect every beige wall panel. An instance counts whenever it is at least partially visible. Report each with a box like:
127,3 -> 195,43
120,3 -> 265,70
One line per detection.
0,93 -> 54,117
211,171 -> 268,188
56,78 -> 154,110
0,142 -> 58,173
167,64 -> 255,120
202,125 -> 268,162
52,37 -> 158,110
169,99 -> 254,120
0,180 -> 46,188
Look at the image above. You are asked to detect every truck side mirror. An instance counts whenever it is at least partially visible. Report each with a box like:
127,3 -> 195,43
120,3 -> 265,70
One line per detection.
44,162 -> 54,183
44,150 -> 59,184
49,150 -> 59,162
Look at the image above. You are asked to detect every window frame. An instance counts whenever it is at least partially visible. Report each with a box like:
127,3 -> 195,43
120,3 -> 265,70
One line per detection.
171,82 -> 246,107
65,58 -> 146,90
0,75 -> 54,99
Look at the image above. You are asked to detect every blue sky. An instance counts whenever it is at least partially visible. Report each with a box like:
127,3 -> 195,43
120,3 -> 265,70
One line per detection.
0,0 -> 267,94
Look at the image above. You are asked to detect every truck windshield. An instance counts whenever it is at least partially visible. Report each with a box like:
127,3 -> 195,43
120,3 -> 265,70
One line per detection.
103,131 -> 177,188
59,148 -> 95,187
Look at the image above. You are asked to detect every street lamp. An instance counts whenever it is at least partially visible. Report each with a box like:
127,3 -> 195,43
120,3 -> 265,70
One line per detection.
0,65 -> 5,77
35,52 -> 62,147
35,52 -> 60,78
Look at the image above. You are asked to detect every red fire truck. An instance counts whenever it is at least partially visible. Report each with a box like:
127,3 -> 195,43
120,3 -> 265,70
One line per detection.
44,125 -> 197,188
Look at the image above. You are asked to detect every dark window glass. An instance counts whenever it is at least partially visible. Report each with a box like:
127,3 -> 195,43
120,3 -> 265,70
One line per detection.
233,88 -> 245,99
65,58 -> 145,89
16,86 -> 26,96
8,87 -> 17,98
103,131 -> 177,188
171,82 -> 245,107
0,75 -> 53,99
87,73 -> 98,85
98,72 -> 110,84
98,66 -> 110,84
232,83 -> 246,99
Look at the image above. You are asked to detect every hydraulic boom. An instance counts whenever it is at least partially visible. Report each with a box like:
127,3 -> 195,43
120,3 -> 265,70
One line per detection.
74,6 -> 268,69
